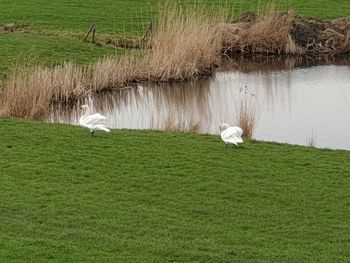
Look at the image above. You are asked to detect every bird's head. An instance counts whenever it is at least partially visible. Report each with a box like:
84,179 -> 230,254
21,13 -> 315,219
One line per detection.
219,123 -> 230,132
80,104 -> 88,110
80,104 -> 90,114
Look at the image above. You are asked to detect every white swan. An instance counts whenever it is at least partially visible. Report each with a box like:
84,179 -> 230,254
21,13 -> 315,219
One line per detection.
219,123 -> 243,146
79,105 -> 110,135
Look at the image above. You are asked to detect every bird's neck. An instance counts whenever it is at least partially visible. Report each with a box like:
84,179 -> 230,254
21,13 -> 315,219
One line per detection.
83,108 -> 91,117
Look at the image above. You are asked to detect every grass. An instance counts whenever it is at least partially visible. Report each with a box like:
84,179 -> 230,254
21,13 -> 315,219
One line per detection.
1,117 -> 350,262
0,0 -> 348,34
0,32 -> 127,80
0,1 -> 349,261
0,0 -> 349,79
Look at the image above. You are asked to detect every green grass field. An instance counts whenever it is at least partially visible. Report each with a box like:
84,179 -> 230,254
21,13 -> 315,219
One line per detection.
0,0 -> 349,79
1,1 -> 350,261
1,0 -> 349,33
1,117 -> 350,262
0,33 -> 122,80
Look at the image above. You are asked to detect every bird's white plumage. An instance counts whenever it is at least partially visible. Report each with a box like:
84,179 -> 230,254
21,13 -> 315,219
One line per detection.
79,105 -> 110,134
219,123 -> 243,146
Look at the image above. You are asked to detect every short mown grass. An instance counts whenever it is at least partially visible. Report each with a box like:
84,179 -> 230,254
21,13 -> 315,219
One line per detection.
1,0 -> 348,34
1,117 -> 350,262
0,33 -> 126,80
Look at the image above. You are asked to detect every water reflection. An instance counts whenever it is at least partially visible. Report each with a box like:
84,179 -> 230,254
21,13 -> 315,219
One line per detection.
50,57 -> 350,150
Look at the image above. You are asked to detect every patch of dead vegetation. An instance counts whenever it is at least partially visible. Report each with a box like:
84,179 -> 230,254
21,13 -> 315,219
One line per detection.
1,23 -> 30,32
221,11 -> 350,56
291,16 -> 350,54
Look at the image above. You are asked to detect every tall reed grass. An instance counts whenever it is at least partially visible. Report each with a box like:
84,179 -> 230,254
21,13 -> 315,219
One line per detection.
237,98 -> 259,139
307,129 -> 317,148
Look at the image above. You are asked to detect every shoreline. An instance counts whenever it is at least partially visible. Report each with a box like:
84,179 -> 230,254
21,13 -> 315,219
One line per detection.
1,8 -> 349,120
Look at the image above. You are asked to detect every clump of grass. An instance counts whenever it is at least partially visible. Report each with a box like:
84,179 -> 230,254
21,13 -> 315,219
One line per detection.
151,114 -> 202,134
237,98 -> 259,139
164,118 -> 202,134
307,129 -> 317,148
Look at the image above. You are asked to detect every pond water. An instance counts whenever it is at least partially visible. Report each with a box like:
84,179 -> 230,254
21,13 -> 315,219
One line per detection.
50,57 -> 350,150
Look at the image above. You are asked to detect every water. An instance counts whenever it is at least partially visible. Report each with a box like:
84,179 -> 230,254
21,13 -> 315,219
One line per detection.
50,57 -> 350,150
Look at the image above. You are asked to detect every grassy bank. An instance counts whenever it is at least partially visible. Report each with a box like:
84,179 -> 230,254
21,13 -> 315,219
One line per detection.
0,117 -> 350,262
1,0 -> 348,34
0,33 -> 123,80
2,3 -> 349,119
0,0 -> 349,78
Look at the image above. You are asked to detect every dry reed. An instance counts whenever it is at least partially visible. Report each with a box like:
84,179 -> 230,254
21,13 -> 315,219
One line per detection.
237,98 -> 259,139
149,5 -> 223,81
164,119 -> 202,133
2,63 -> 88,119
220,7 -> 301,55
307,129 -> 317,148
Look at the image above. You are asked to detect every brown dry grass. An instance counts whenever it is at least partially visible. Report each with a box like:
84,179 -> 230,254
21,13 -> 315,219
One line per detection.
237,99 -> 259,139
2,63 -> 88,119
163,117 -> 202,134
149,5 -> 223,81
247,9 -> 299,54
221,7 -> 301,55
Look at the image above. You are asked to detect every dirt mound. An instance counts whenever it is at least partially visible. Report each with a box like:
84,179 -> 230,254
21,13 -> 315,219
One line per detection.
1,23 -> 29,32
291,16 -> 350,54
221,12 -> 350,56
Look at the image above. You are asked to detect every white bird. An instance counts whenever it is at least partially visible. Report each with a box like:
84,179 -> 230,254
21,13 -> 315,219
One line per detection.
219,123 -> 243,146
79,104 -> 110,135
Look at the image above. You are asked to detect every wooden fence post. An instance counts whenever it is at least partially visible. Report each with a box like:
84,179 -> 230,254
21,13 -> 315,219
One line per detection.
84,21 -> 96,42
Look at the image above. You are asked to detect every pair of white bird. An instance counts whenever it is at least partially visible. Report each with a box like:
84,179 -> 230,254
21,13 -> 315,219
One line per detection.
79,105 -> 243,146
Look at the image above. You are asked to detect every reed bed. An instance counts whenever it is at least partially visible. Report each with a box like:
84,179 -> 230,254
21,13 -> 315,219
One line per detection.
3,63 -> 88,119
1,4 -> 349,119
